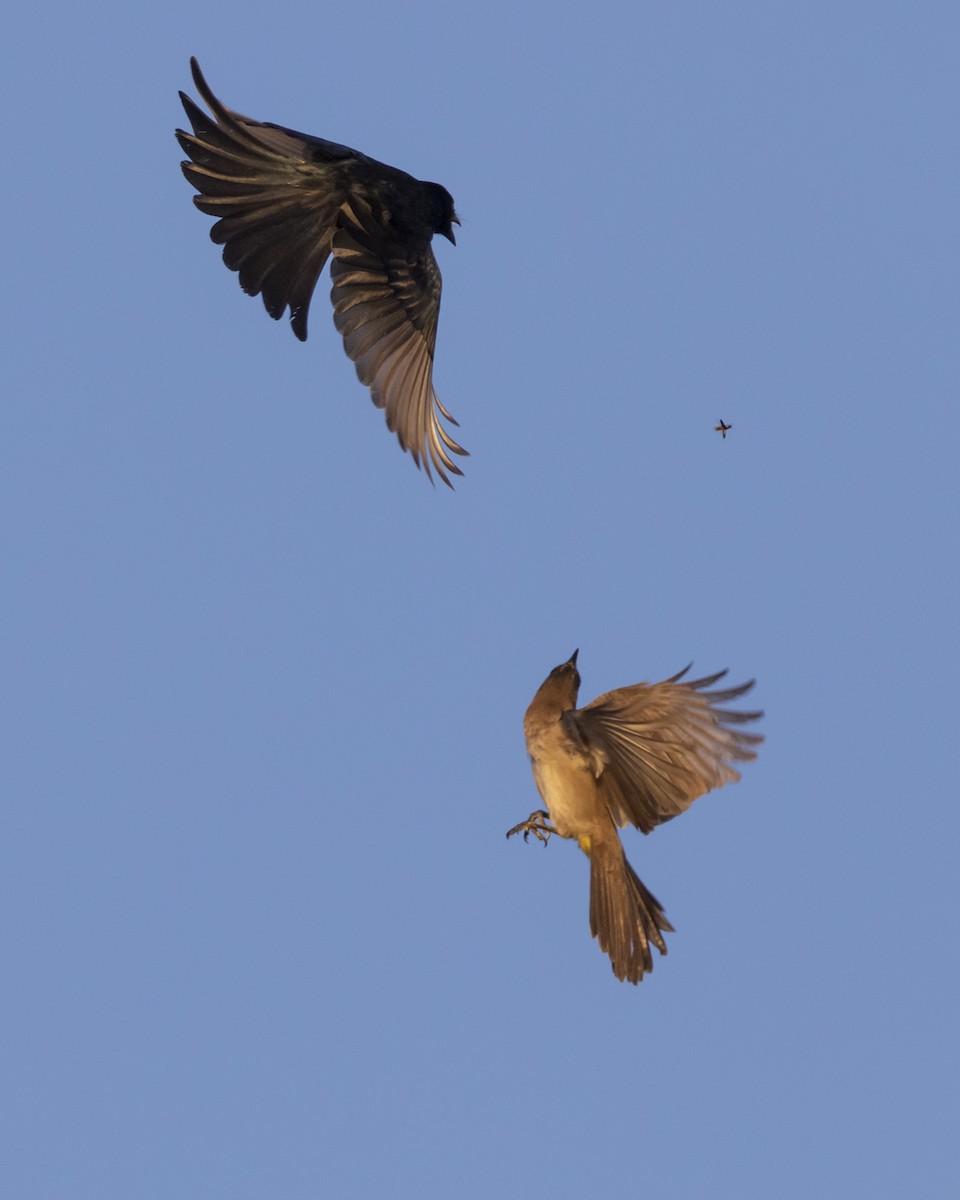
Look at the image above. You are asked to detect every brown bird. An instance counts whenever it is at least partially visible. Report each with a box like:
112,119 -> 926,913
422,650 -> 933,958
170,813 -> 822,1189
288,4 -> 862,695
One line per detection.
714,419 -> 732,438
508,651 -> 763,984
176,58 -> 465,485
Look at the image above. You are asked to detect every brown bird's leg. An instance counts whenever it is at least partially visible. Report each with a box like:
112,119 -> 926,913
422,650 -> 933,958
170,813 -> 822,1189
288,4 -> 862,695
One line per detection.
505,810 -> 558,845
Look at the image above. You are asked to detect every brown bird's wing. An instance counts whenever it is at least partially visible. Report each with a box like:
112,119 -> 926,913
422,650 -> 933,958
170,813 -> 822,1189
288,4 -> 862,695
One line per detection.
176,57 -> 352,341
568,668 -> 763,834
330,195 -> 466,487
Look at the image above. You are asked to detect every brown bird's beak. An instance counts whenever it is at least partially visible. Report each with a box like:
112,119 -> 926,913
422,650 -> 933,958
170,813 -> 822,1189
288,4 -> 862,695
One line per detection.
567,649 -> 579,666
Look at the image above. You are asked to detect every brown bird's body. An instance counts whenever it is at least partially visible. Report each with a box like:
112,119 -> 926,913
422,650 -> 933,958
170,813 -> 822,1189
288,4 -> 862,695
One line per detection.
509,651 -> 763,984
176,58 -> 465,485
715,419 -> 732,438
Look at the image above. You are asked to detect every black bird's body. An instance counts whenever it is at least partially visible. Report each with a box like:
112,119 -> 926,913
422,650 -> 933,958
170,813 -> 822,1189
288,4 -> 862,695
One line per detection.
176,58 -> 465,485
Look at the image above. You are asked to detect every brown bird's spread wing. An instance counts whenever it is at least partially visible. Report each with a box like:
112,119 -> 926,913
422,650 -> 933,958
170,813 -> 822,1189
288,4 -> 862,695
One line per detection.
330,195 -> 466,487
569,668 -> 763,834
176,57 -> 351,341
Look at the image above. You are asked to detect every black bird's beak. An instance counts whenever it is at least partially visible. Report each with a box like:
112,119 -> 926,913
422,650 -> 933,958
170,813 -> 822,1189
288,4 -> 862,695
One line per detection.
443,213 -> 461,245
567,649 -> 579,666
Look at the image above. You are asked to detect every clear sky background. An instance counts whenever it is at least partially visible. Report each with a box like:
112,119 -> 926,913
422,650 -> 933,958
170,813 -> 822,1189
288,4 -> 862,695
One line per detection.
3,2 -> 958,1196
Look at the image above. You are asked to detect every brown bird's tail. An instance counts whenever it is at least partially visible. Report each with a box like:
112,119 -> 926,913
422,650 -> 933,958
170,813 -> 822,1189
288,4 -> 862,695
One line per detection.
587,836 -> 674,984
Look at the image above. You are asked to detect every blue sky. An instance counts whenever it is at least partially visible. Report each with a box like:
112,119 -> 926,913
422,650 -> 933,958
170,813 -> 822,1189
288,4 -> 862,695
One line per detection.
3,2 -> 958,1196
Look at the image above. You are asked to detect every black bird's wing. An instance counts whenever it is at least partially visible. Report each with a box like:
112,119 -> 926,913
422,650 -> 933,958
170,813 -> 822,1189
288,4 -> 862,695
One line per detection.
176,57 -> 352,341
330,195 -> 465,486
568,668 -> 763,834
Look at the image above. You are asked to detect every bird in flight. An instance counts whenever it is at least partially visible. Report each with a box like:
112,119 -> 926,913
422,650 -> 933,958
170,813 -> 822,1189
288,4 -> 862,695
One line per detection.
714,419 -> 732,439
509,651 -> 763,984
176,58 -> 466,486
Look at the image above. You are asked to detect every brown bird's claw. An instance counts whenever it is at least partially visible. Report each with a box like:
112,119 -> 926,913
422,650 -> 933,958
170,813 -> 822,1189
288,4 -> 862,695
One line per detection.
506,810 -> 556,846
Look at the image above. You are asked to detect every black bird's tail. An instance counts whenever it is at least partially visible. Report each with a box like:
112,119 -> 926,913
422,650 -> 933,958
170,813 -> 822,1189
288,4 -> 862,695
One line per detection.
588,836 -> 674,984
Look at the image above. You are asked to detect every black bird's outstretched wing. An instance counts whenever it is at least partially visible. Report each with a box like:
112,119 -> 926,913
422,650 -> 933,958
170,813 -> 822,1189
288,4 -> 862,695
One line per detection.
331,196 -> 464,484
176,58 -> 466,485
176,58 -> 348,341
569,668 -> 764,834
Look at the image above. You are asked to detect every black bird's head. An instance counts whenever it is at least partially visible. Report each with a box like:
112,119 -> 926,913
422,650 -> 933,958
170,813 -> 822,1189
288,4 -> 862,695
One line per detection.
424,181 -> 460,244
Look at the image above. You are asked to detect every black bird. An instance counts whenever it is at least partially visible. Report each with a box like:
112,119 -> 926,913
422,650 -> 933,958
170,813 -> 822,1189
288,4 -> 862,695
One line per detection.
176,58 -> 465,485
714,419 -> 732,439
509,652 -> 763,984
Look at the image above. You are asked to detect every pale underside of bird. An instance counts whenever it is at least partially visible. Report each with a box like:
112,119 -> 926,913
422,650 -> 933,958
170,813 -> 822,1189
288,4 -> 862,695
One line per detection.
509,652 -> 763,984
176,58 -> 466,486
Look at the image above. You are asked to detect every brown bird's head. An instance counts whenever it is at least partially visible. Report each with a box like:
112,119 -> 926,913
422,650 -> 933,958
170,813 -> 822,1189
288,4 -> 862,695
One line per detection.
424,182 -> 460,244
529,649 -> 582,716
